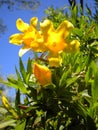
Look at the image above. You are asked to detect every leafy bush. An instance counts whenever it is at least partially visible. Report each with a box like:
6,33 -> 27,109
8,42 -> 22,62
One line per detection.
0,5 -> 98,130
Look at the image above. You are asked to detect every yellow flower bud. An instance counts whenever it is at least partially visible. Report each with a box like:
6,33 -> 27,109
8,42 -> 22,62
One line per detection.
33,63 -> 52,86
48,56 -> 62,67
70,40 -> 80,52
2,96 -> 11,109
64,40 -> 80,53
2,96 -> 19,118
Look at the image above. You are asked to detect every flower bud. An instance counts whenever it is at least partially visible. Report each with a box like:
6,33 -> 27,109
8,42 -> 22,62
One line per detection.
33,63 -> 52,86
2,96 -> 11,109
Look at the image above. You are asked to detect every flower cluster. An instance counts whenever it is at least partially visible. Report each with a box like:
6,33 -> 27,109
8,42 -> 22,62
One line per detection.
9,17 -> 80,86
9,17 -> 80,67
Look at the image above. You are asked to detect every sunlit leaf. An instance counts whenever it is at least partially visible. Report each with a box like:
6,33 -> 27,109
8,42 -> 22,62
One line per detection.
15,66 -> 22,81
59,68 -> 71,87
66,76 -> 78,87
15,119 -> 26,130
0,119 -> 16,129
5,78 -> 28,94
92,68 -> 98,102
0,107 -> 7,114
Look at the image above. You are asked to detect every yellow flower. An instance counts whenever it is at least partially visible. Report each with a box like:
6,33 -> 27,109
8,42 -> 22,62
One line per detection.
40,19 -> 74,54
33,63 -> 52,86
9,17 -> 45,57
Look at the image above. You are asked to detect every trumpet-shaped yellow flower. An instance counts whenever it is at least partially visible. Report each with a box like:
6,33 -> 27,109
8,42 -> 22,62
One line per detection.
9,17 -> 80,67
9,17 -> 46,57
33,63 -> 52,86
40,19 -> 74,54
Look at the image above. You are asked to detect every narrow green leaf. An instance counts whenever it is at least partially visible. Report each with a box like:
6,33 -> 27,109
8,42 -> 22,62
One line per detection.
59,68 -> 71,87
92,68 -> 98,102
25,73 -> 31,85
85,65 -> 93,84
0,119 -> 16,128
15,89 -> 20,112
19,58 -> 26,83
6,78 -> 28,94
73,102 -> 88,119
92,102 -> 98,110
66,76 -> 78,87
85,61 -> 96,85
72,28 -> 83,37
27,58 -> 32,74
15,66 -> 22,81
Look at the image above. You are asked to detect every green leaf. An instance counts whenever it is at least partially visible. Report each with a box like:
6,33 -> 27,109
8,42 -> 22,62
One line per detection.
0,107 -> 7,114
66,76 -> 78,87
25,73 -> 31,85
5,77 -> 28,94
15,119 -> 26,130
15,89 -> 20,112
92,68 -> 98,102
15,66 -> 22,81
71,6 -> 78,25
34,116 -> 41,126
85,61 -> 97,85
73,102 -> 88,119
85,65 -> 93,85
27,58 -> 32,74
59,68 -> 71,87
72,28 -> 83,37
27,86 -> 37,100
0,119 -> 16,129
19,58 -> 26,83
92,102 -> 98,110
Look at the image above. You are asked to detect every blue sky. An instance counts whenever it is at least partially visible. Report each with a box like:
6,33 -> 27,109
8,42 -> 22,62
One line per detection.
0,0 -> 95,78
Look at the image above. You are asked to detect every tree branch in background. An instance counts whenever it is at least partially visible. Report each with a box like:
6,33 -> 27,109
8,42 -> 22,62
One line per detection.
68,0 -> 76,8
94,0 -> 98,21
80,0 -> 83,10
0,19 -> 7,36
0,0 -> 40,10
0,0 -> 40,35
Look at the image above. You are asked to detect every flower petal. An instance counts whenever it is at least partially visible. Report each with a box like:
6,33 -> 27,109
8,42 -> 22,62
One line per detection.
56,20 -> 74,38
40,19 -> 54,35
16,18 -> 29,32
19,46 -> 31,57
9,34 -> 23,45
45,34 -> 67,53
30,17 -> 38,27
